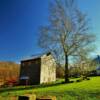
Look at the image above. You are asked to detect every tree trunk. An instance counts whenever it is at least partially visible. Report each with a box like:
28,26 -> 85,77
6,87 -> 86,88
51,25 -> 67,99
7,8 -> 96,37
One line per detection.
65,55 -> 69,83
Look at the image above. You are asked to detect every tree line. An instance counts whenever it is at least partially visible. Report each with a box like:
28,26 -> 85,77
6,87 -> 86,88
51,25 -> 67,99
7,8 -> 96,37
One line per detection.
0,62 -> 20,86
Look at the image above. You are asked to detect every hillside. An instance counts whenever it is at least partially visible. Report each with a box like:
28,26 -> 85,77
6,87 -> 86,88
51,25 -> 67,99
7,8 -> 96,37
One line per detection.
0,77 -> 100,100
0,62 -> 20,84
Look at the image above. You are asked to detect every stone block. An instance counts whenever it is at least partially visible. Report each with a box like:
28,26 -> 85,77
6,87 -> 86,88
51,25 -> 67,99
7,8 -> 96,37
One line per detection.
36,96 -> 56,100
18,94 -> 36,100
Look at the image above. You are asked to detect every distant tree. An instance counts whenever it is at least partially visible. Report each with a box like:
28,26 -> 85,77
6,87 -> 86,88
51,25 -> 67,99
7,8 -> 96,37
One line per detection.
56,66 -> 65,78
73,51 -> 96,78
38,0 -> 95,83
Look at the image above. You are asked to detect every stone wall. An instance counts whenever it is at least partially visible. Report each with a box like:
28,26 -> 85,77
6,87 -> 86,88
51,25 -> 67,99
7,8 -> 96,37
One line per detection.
40,54 -> 56,83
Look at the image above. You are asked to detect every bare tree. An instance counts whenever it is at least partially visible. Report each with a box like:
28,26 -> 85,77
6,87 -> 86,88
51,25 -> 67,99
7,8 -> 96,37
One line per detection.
38,0 -> 95,83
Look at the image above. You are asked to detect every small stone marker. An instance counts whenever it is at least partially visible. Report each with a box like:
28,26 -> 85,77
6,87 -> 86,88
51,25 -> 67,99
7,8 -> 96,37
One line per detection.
36,96 -> 56,100
18,94 -> 36,100
10,96 -> 18,100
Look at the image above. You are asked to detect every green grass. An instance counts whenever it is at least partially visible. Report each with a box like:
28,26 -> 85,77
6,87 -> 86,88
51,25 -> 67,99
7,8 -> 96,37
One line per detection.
0,76 -> 100,100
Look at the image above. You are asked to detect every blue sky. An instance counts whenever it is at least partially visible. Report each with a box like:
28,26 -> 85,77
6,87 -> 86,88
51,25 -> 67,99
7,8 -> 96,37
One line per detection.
0,0 -> 100,63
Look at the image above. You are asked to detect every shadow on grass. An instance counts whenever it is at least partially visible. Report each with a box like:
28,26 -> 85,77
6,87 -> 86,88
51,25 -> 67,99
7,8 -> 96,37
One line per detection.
0,79 -> 84,95
0,81 -> 69,94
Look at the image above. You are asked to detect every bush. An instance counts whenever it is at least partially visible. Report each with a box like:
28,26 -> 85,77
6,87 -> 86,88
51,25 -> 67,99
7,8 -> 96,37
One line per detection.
86,77 -> 90,80
76,79 -> 82,82
4,79 -> 18,87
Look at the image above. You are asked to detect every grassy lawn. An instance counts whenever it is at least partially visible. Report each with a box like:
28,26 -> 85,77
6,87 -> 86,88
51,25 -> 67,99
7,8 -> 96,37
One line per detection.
0,76 -> 100,100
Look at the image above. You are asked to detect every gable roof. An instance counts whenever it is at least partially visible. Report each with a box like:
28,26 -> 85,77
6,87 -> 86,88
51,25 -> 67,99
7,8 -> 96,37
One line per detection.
21,52 -> 51,62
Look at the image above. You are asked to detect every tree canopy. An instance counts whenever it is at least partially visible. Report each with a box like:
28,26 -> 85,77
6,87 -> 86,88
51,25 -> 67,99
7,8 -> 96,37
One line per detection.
38,0 -> 95,82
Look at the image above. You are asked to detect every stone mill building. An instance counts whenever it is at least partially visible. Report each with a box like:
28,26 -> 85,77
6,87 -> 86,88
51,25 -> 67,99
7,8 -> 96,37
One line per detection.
19,52 -> 56,85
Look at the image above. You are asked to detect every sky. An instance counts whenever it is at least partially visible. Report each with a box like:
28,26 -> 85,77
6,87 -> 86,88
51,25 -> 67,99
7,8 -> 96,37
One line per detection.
0,0 -> 100,63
